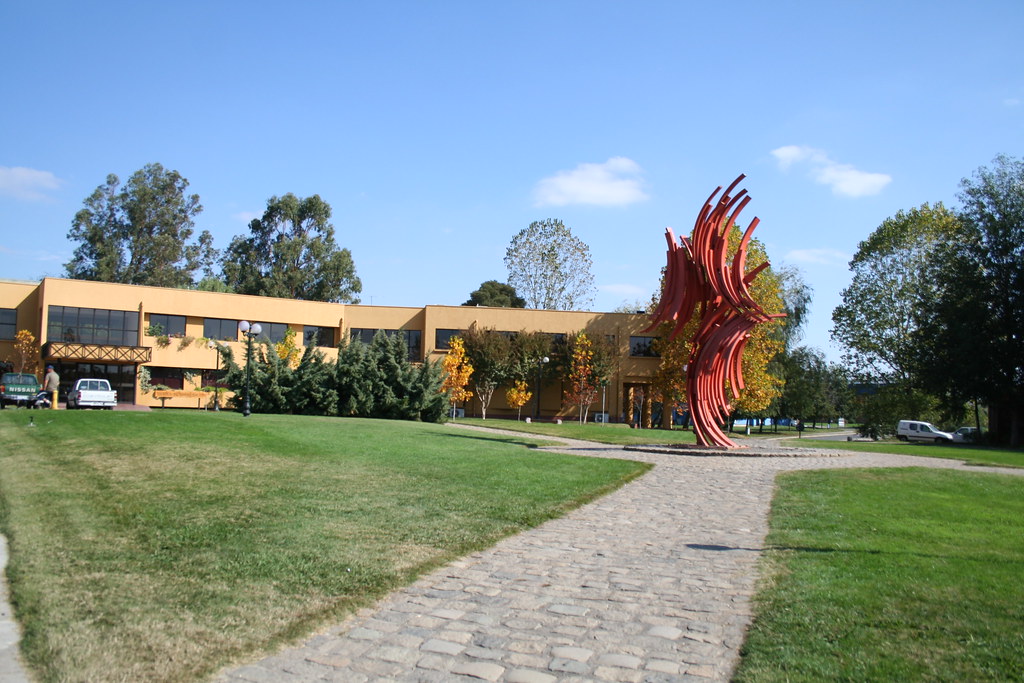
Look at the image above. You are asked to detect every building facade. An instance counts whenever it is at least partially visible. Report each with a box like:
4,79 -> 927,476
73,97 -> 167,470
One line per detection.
0,278 -> 662,421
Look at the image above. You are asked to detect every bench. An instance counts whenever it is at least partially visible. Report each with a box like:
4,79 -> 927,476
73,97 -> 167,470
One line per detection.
152,390 -> 211,409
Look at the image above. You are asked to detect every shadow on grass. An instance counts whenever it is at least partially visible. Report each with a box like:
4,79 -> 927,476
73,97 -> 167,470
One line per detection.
424,429 -> 551,449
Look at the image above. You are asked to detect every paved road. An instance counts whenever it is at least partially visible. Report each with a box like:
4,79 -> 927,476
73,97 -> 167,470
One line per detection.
210,426 -> 1019,683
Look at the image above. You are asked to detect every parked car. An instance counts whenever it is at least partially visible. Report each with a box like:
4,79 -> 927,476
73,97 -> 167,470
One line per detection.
896,419 -> 954,443
1,372 -> 41,408
953,426 -> 979,443
67,378 -> 117,410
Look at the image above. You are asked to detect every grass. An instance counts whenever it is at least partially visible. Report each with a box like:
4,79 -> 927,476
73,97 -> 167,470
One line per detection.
457,417 -> 700,446
735,468 -> 1024,682
0,410 -> 650,683
785,436 -> 1024,469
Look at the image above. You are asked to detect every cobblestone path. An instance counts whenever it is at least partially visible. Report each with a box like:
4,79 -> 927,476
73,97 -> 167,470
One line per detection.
203,427 -> 1018,683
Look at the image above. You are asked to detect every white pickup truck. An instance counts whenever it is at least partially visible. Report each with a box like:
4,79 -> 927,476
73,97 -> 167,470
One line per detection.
67,378 -> 117,410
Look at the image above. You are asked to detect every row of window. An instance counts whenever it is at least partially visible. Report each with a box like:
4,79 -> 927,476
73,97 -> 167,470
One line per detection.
26,307 -> 661,358
48,306 -> 140,347
433,328 -> 659,358
147,366 -> 226,391
349,329 -> 422,361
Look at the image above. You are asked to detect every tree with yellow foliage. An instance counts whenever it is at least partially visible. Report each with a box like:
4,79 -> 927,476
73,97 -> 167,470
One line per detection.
440,336 -> 473,420
650,221 -> 786,429
505,380 -> 532,421
12,329 -> 40,375
274,328 -> 302,368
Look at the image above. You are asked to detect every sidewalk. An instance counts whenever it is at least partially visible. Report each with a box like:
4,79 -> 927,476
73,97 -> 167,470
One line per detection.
213,427 -> 1017,682
0,536 -> 29,683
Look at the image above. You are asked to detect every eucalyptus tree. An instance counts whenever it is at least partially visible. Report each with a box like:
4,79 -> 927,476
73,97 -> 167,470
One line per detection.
66,163 -> 214,287
222,193 -> 361,303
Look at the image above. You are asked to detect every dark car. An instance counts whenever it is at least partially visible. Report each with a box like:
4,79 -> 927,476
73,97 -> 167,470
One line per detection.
1,372 -> 42,407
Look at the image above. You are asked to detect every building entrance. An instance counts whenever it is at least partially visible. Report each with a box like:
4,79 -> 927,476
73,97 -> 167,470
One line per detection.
51,362 -> 137,405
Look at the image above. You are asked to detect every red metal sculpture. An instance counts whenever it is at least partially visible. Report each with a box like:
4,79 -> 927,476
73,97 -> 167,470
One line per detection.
647,175 -> 784,448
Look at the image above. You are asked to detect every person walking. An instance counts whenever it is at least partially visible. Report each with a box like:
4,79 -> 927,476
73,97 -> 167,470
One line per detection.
43,365 -> 59,410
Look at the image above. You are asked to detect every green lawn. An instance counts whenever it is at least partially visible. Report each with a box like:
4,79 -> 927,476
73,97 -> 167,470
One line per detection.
0,411 -> 649,683
787,436 -> 1024,468
457,417 -> 699,445
736,468 -> 1024,682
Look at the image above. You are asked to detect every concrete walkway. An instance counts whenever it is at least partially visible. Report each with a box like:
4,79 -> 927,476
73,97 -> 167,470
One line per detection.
0,536 -> 29,683
210,427 -> 1020,683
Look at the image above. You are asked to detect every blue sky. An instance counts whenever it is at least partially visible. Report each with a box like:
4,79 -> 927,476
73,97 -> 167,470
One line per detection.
2,1 -> 1021,361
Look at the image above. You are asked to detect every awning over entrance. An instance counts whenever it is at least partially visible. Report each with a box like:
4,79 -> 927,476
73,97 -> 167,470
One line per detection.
43,341 -> 151,364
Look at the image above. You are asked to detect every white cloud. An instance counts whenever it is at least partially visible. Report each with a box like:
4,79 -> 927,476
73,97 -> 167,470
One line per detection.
533,157 -> 649,207
770,146 -> 891,197
0,166 -> 62,201
1004,97 -> 1020,107
783,247 -> 850,266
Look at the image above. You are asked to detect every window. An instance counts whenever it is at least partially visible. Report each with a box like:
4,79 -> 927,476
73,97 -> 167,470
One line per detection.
148,366 -> 184,390
0,309 -> 15,340
350,328 -> 422,361
203,318 -> 238,341
404,330 -> 422,361
630,336 -> 660,357
201,369 -> 227,388
47,306 -> 139,346
148,313 -> 186,337
434,329 -> 461,350
254,322 -> 289,344
302,325 -> 335,347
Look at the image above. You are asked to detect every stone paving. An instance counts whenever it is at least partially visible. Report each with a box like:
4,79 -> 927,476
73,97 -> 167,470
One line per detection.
210,427 -> 1022,683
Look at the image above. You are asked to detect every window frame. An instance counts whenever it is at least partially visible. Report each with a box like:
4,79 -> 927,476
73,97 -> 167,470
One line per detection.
149,313 -> 187,338
0,308 -> 16,340
302,325 -> 335,347
629,336 -> 660,357
203,318 -> 239,342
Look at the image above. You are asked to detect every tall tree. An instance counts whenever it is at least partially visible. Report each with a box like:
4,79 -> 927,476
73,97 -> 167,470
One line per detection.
66,163 -> 213,287
221,193 -> 361,302
917,156 -> 1024,445
776,264 -> 812,348
504,219 -> 595,310
463,280 -> 526,308
831,202 -> 961,383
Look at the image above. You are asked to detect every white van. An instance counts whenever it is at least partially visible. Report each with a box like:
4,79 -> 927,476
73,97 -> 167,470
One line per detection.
896,420 -> 954,443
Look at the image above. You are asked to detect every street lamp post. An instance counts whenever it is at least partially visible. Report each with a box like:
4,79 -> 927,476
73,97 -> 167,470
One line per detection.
533,355 -> 549,419
600,378 -> 608,425
238,321 -> 262,417
207,339 -> 221,411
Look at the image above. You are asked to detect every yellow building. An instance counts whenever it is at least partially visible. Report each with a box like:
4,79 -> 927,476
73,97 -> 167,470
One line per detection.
0,277 -> 662,421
